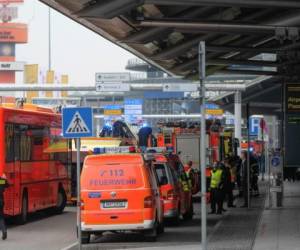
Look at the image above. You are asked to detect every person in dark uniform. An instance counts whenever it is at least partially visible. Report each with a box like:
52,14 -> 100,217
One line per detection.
218,162 -> 228,213
137,126 -> 152,152
0,174 -> 9,240
224,158 -> 235,208
250,154 -> 260,197
241,151 -> 249,207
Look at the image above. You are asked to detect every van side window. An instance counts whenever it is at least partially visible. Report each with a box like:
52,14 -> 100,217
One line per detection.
170,166 -> 179,183
154,164 -> 169,186
146,163 -> 159,189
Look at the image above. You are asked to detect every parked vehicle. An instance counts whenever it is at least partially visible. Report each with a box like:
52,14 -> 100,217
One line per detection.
152,154 -> 181,222
147,148 -> 194,221
80,152 -> 164,243
1,103 -> 69,224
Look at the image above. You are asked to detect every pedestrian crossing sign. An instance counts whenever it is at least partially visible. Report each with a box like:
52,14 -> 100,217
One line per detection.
62,107 -> 93,138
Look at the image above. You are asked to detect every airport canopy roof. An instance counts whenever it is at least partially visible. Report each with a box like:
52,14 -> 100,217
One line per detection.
40,0 -> 298,116
41,0 -> 300,79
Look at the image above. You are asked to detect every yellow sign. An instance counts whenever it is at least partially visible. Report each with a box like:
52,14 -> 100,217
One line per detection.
24,64 -> 39,102
24,64 -> 38,83
206,109 -> 224,115
104,109 -> 122,116
45,70 -> 54,97
61,74 -> 69,97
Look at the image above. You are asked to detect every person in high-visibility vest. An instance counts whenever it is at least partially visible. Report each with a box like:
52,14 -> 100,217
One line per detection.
179,170 -> 190,192
209,163 -> 224,214
184,161 -> 193,189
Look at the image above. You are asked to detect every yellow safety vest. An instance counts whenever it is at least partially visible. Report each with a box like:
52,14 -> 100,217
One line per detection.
210,169 -> 223,188
179,174 -> 190,192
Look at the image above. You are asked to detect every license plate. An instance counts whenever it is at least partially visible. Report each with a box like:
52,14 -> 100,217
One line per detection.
101,200 -> 127,209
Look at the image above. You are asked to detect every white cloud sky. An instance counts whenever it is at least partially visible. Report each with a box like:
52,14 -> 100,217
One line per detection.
15,0 -> 134,85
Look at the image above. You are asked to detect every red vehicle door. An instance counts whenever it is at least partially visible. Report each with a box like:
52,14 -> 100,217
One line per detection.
4,124 -> 21,216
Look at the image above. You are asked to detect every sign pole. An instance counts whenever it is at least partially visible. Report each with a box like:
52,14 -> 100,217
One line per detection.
199,41 -> 207,250
62,107 -> 93,250
76,138 -> 82,250
246,103 -> 251,208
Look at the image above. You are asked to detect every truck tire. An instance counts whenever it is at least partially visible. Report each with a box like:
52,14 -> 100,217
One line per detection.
54,187 -> 67,214
15,192 -> 28,225
143,219 -> 158,242
157,219 -> 165,234
81,232 -> 90,244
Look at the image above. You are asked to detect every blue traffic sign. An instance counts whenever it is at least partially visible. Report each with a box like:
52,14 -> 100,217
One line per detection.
271,156 -> 280,167
62,107 -> 93,138
249,117 -> 260,136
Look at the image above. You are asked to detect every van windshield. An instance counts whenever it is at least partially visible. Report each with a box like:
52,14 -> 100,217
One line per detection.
154,164 -> 169,186
82,163 -> 144,190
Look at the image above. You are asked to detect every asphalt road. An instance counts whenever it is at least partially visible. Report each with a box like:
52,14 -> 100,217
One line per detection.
1,202 -> 220,250
2,207 -> 77,250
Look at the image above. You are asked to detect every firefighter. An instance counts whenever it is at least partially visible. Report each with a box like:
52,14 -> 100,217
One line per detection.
137,125 -> 153,152
240,151 -> 249,207
250,154 -> 260,197
184,161 -> 200,195
209,162 -> 224,214
0,174 -> 9,240
179,170 -> 190,193
184,161 -> 193,190
224,158 -> 236,208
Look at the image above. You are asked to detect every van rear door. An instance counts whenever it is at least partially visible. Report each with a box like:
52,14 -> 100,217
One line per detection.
81,162 -> 149,225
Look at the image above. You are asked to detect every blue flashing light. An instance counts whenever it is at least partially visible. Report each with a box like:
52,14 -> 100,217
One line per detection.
249,147 -> 254,152
104,122 -> 112,128
93,147 -> 106,154
166,146 -> 174,153
142,123 -> 148,127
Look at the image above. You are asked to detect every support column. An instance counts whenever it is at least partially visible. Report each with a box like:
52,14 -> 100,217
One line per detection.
234,91 -> 242,155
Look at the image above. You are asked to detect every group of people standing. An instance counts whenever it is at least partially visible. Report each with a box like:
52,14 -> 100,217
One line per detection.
209,151 -> 260,214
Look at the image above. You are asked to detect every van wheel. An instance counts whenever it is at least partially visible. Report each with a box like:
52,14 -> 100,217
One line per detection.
157,220 -> 164,234
81,232 -> 90,244
16,192 -> 28,225
143,220 -> 158,242
54,187 -> 67,214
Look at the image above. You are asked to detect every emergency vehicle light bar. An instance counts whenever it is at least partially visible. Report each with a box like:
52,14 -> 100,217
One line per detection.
146,147 -> 166,153
93,146 -> 136,154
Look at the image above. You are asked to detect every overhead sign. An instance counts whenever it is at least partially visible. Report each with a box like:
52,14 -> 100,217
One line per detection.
285,83 -> 300,166
163,83 -> 198,92
206,103 -> 219,109
124,98 -> 143,123
206,109 -> 224,116
0,23 -> 27,43
62,107 -> 93,138
96,83 -> 130,92
286,84 -> 300,114
95,72 -> 130,83
0,61 -> 24,71
249,117 -> 260,136
103,104 -> 123,116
